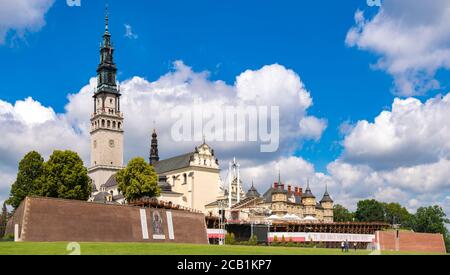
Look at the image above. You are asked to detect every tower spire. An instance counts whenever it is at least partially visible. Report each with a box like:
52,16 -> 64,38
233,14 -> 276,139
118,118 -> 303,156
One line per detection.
105,5 -> 109,32
150,128 -> 160,165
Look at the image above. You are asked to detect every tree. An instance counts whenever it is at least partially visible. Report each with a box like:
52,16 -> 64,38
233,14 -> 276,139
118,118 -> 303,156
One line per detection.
6,151 -> 44,209
410,206 -> 449,235
0,202 -> 8,238
382,202 -> 412,228
355,199 -> 385,222
38,150 -> 92,200
117,157 -> 160,201
333,204 -> 354,222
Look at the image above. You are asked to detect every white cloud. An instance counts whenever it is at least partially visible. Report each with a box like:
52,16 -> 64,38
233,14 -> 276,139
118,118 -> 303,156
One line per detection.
328,92 -> 450,213
124,24 -> 138,39
342,94 -> 450,170
346,0 -> 450,96
299,116 -> 328,141
0,0 -> 55,44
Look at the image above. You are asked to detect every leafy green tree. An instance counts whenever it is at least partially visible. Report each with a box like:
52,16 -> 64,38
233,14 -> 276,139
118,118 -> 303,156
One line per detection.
333,204 -> 354,222
355,199 -> 385,222
117,158 -> 160,201
0,202 -> 8,238
6,151 -> 44,209
38,150 -> 92,200
411,206 -> 449,235
382,202 -> 412,228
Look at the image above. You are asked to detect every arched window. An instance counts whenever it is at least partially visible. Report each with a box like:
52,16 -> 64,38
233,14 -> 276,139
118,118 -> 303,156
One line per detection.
183,174 -> 187,185
112,121 -> 116,128
107,120 -> 111,128
118,122 -> 121,129
102,120 -> 105,127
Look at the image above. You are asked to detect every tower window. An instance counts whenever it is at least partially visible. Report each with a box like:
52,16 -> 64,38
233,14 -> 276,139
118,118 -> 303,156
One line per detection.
118,122 -> 121,129
102,120 -> 105,127
113,121 -> 116,128
107,120 -> 111,128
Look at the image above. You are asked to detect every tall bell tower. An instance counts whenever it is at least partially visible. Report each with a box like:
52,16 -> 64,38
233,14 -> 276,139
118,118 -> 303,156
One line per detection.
89,8 -> 124,191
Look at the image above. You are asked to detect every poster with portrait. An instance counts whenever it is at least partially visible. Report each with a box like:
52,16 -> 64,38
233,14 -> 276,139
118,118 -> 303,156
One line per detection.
151,210 -> 166,240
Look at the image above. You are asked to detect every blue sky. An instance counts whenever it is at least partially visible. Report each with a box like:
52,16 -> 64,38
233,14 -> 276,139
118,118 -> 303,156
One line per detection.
1,0 -> 450,214
0,0 -> 395,172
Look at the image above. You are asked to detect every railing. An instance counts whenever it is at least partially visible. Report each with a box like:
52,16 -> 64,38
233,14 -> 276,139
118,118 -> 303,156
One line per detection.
128,197 -> 203,214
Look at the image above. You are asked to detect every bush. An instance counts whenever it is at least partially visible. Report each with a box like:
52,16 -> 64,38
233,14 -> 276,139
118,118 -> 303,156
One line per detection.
248,235 -> 258,246
2,234 -> 14,242
225,233 -> 236,245
272,235 -> 279,244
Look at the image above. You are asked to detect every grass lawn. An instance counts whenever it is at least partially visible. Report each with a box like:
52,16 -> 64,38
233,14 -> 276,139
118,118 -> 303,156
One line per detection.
0,242 -> 444,255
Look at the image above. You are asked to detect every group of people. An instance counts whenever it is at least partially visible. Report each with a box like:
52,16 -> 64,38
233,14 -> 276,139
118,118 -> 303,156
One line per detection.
341,240 -> 358,252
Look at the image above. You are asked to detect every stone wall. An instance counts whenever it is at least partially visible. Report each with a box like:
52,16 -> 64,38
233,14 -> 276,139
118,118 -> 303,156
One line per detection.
6,197 -> 208,244
377,231 -> 446,254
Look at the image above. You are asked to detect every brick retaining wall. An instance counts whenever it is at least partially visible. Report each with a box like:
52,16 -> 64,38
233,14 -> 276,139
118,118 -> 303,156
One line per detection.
377,231 -> 446,253
6,197 -> 208,244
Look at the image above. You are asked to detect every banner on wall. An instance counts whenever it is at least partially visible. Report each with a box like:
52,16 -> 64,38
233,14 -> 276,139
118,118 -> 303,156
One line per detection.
151,210 -> 166,240
166,211 -> 175,240
267,232 -> 376,243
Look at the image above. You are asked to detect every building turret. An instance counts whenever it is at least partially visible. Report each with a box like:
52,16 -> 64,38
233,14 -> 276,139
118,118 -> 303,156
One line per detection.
271,181 -> 288,216
302,181 -> 316,218
149,129 -> 160,165
246,181 -> 261,198
320,185 -> 334,223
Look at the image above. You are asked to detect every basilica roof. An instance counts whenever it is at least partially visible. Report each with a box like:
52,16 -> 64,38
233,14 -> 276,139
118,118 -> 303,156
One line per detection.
153,153 -> 195,174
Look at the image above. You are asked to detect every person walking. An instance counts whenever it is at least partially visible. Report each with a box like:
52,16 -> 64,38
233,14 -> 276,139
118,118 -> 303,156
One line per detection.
353,242 -> 357,252
341,241 -> 345,252
345,240 -> 349,252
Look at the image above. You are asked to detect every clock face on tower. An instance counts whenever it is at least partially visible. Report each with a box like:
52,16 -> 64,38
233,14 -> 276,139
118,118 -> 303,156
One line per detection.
109,139 -> 115,148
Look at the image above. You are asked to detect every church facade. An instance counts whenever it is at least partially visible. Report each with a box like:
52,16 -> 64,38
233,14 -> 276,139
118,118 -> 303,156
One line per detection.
150,133 -> 224,212
88,10 -> 334,222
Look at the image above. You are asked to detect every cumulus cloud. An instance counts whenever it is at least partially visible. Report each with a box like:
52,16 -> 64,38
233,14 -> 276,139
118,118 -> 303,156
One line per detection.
342,95 -> 450,170
299,116 -> 328,141
0,0 -> 55,44
329,93 -> 450,213
0,62 -> 326,203
346,0 -> 450,96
